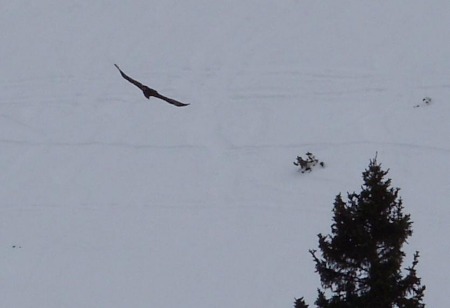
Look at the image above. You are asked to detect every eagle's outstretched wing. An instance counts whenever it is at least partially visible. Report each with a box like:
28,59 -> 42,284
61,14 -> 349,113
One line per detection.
114,64 -> 144,91
154,93 -> 189,107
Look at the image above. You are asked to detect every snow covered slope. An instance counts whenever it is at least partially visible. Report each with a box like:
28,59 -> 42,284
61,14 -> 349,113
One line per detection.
1,1 -> 450,307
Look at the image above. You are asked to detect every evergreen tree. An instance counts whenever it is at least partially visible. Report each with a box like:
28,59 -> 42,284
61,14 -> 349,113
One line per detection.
302,157 -> 425,307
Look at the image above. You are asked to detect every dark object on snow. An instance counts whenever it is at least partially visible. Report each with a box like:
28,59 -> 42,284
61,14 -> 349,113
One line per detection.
114,64 -> 189,107
294,297 -> 309,308
414,97 -> 432,108
294,152 -> 325,173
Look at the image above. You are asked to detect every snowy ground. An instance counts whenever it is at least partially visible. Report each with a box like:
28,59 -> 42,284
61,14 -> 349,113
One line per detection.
1,1 -> 450,307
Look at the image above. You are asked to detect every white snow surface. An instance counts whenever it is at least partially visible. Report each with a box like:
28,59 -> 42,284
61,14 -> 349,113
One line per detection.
1,1 -> 450,307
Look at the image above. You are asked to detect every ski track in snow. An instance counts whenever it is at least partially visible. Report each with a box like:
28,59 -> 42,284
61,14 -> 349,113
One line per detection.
1,138 -> 449,156
0,138 -> 205,150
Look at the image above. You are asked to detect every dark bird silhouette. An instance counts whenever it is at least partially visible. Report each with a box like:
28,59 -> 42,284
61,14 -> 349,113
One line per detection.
114,64 -> 189,107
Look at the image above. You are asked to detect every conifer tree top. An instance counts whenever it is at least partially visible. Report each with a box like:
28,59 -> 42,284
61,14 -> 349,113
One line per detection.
297,156 -> 425,307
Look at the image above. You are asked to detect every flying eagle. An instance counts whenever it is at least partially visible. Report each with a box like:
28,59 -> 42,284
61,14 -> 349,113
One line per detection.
114,64 -> 189,107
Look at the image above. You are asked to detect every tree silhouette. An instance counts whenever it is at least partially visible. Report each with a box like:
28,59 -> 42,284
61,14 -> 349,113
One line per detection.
299,156 -> 425,307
